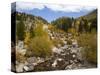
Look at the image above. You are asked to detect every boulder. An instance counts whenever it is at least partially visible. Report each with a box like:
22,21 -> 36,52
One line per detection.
17,41 -> 24,50
27,57 -> 38,64
52,47 -> 62,54
52,60 -> 57,68
16,63 -> 24,72
23,66 -> 29,71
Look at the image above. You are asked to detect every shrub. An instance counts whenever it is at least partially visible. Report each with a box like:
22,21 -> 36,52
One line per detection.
34,23 -> 48,37
77,33 -> 97,64
26,36 -> 53,58
68,28 -> 76,35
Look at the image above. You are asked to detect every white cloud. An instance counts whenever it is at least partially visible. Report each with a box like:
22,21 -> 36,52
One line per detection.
16,2 -> 44,11
16,2 -> 96,12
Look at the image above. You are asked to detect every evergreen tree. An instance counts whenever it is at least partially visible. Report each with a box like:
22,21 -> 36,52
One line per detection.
16,20 -> 25,40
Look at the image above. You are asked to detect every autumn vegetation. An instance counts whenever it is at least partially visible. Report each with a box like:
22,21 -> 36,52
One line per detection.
15,9 -> 97,64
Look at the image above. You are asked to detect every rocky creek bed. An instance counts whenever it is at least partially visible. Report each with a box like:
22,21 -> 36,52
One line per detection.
14,29 -> 97,72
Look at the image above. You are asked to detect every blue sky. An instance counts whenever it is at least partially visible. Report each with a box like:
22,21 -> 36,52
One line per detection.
13,2 -> 97,22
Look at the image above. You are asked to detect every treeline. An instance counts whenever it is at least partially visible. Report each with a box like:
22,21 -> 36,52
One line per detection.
16,12 -> 48,24
51,9 -> 97,34
15,12 -> 49,41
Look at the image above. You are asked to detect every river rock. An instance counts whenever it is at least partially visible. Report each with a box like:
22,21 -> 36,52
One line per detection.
23,66 -> 29,71
16,63 -> 24,72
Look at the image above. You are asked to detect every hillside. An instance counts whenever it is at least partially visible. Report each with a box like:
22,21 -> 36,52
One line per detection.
83,9 -> 97,21
51,9 -> 97,33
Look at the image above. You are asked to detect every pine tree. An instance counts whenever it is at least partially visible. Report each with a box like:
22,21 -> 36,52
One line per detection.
16,20 -> 25,40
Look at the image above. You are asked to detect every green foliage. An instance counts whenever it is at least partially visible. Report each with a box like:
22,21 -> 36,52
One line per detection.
26,36 -> 53,58
16,20 -> 25,40
24,21 -> 52,58
68,28 -> 76,35
34,23 -> 48,37
77,33 -> 97,64
51,17 -> 72,32
16,12 -> 48,24
29,26 -> 35,38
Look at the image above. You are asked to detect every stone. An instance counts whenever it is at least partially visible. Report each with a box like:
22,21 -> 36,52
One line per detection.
17,49 -> 26,55
32,63 -> 38,66
37,57 -> 45,63
16,61 -> 19,65
27,64 -> 34,71
72,39 -> 78,48
61,45 -> 68,50
17,41 -> 24,50
65,65 -> 72,69
52,60 -> 57,67
16,63 -> 24,72
51,36 -> 54,40
23,66 -> 29,71
57,58 -> 63,61
72,54 -> 76,58
65,62 -> 78,70
74,59 -> 78,63
52,47 -> 62,54
27,57 -> 38,64
63,40 -> 67,45
61,53 -> 66,56
70,48 -> 78,53
24,61 -> 28,65
69,60 -> 74,64
76,47 -> 83,61
65,61 -> 69,65
57,44 -> 61,48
